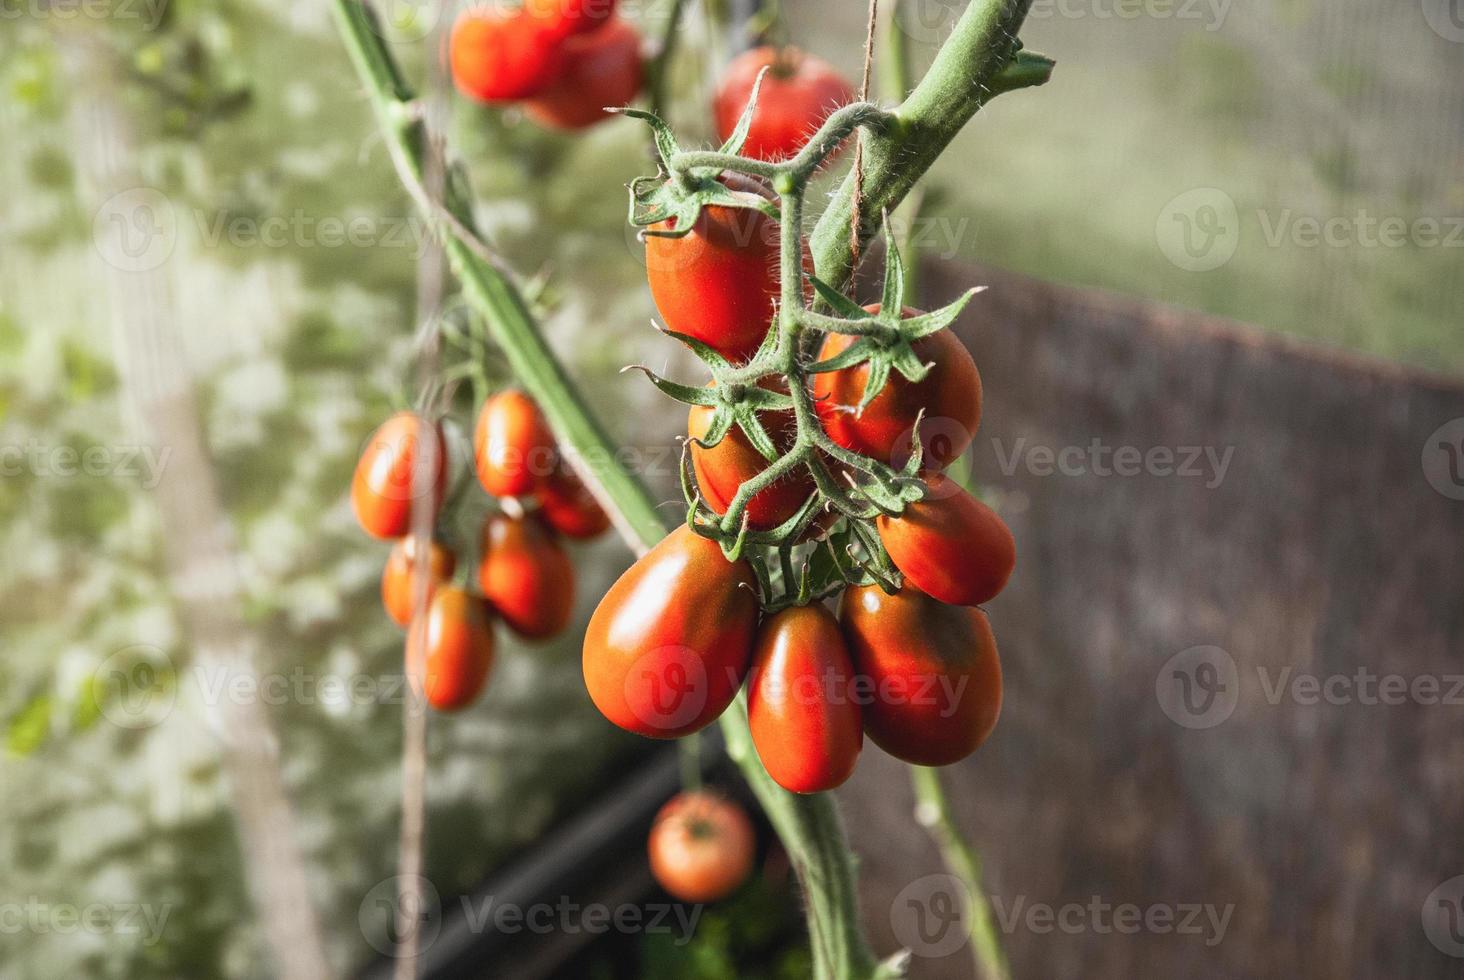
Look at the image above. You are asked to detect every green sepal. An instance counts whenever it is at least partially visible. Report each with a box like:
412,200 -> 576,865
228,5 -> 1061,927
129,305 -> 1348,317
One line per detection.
808,274 -> 875,321
621,365 -> 718,407
716,67 -> 768,156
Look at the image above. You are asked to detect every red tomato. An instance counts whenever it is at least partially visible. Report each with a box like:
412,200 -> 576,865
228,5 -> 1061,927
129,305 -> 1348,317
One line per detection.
645,173 -> 782,364
688,389 -> 813,531
714,46 -> 856,161
478,513 -> 575,639
838,584 -> 1001,767
535,463 -> 612,539
522,0 -> 617,39
406,586 -> 495,711
381,537 -> 458,628
812,306 -> 982,471
351,412 -> 448,540
449,7 -> 564,103
748,605 -> 863,793
582,525 -> 758,738
523,17 -> 643,130
474,390 -> 556,498
877,473 -> 1015,606
648,791 -> 756,903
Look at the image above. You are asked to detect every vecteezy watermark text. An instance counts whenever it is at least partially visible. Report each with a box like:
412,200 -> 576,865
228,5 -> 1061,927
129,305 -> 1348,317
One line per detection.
0,898 -> 172,946
992,437 -> 1235,489
0,441 -> 171,488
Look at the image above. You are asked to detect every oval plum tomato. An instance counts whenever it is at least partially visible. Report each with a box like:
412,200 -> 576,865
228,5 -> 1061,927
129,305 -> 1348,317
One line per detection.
877,473 -> 1015,606
523,17 -> 643,130
449,7 -> 564,103
382,537 -> 458,628
688,390 -> 813,531
748,605 -> 862,793
406,586 -> 495,711
812,306 -> 982,471
714,46 -> 856,162
582,525 -> 758,738
839,584 -> 1001,767
648,791 -> 756,903
535,463 -> 611,539
522,0 -> 616,39
645,172 -> 781,364
474,390 -> 555,498
478,513 -> 575,639
351,411 -> 448,540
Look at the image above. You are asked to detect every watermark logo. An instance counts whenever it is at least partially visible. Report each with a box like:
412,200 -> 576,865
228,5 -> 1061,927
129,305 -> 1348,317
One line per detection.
1422,0 -> 1464,42
1156,188 -> 1240,272
890,874 -> 972,958
1422,876 -> 1464,956
360,875 -> 443,958
94,645 -> 177,731
1422,418 -> 1464,501
624,646 -> 712,734
93,187 -> 177,272
1156,646 -> 1239,729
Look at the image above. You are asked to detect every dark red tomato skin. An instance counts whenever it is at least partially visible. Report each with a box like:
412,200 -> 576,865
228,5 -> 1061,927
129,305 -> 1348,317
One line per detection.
478,513 -> 575,639
382,537 -> 458,628
449,8 -> 564,103
648,791 -> 756,903
535,464 -> 611,539
523,17 -> 643,130
713,46 -> 856,161
838,584 -> 1001,767
645,173 -> 781,364
877,473 -> 1015,607
748,605 -> 863,793
688,393 -> 813,531
583,526 -> 759,738
407,586 -> 495,711
474,390 -> 555,498
351,412 -> 448,540
522,0 -> 617,39
812,307 -> 982,471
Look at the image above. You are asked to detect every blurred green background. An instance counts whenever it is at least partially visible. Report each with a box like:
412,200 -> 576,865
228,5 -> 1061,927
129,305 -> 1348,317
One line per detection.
1,0 -> 1459,976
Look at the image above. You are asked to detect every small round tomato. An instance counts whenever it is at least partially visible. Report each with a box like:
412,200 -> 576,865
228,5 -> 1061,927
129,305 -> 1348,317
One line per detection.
877,473 -> 1015,607
688,390 -> 813,531
478,513 -> 575,640
713,46 -> 856,161
382,537 -> 458,628
812,307 -> 982,471
839,584 -> 1001,767
474,390 -> 556,498
536,463 -> 611,539
406,586 -> 495,712
449,7 -> 564,103
583,525 -> 758,738
522,0 -> 616,39
748,605 -> 862,793
523,17 -> 643,130
648,791 -> 756,903
645,173 -> 782,364
351,411 -> 448,540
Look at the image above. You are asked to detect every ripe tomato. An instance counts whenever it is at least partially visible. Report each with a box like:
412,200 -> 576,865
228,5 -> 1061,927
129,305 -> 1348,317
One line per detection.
812,307 -> 982,471
747,605 -> 862,793
449,8 -> 564,103
522,0 -> 616,39
582,525 -> 758,738
535,463 -> 611,539
877,473 -> 1015,606
523,17 -> 643,130
648,791 -> 756,903
839,584 -> 1001,767
351,411 -> 448,540
406,586 -> 495,711
478,513 -> 575,639
474,390 -> 555,498
713,46 -> 856,161
645,173 -> 782,364
688,390 -> 813,531
381,537 -> 458,628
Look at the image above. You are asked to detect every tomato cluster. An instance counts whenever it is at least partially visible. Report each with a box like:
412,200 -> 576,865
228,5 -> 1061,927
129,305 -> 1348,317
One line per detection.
353,392 -> 609,712
449,1 -> 643,130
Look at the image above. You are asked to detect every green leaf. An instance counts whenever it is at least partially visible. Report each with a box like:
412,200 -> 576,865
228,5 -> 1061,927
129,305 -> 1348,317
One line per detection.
7,695 -> 53,756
